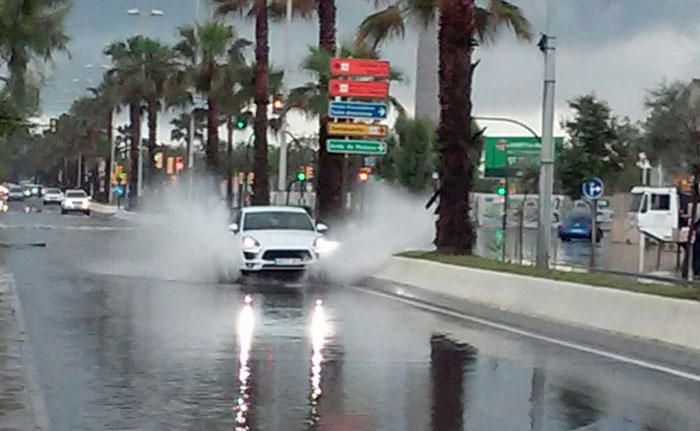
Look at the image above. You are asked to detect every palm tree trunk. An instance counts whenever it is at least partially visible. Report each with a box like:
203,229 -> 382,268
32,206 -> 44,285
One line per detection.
206,96 -> 220,172
227,116 -> 234,208
435,0 -> 475,253
252,0 -> 270,205
129,102 -> 141,206
147,97 -> 158,183
317,0 -> 343,220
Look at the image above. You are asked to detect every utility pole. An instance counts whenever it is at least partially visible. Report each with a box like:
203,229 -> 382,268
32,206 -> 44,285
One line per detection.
108,109 -> 116,203
536,0 -> 557,269
277,0 -> 293,204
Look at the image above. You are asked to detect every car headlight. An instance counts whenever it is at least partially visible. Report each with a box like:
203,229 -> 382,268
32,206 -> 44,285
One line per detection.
81,200 -> 90,209
313,237 -> 339,255
242,236 -> 261,253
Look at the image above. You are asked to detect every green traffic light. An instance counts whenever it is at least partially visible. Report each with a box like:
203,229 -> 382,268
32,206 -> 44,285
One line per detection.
296,172 -> 307,182
496,186 -> 506,196
235,118 -> 246,129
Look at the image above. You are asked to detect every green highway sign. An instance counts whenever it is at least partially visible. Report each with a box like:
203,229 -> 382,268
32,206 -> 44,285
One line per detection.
327,139 -> 387,155
483,136 -> 564,178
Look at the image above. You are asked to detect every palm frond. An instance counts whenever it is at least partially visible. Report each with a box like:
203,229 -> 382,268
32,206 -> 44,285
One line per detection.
355,5 -> 405,50
476,0 -> 533,45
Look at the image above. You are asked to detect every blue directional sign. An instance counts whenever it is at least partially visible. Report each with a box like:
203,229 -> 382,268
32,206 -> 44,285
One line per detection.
114,185 -> 125,197
582,177 -> 604,200
329,101 -> 388,120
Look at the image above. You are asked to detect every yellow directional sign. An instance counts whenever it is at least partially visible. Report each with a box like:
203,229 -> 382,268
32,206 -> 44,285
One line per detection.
328,122 -> 388,138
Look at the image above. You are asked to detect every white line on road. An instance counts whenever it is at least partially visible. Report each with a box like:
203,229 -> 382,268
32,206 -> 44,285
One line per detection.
0,223 -> 134,231
351,285 -> 700,383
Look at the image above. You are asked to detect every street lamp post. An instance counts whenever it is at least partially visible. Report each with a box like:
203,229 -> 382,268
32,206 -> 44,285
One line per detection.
126,7 -> 165,200
536,0 -> 557,270
277,0 -> 293,203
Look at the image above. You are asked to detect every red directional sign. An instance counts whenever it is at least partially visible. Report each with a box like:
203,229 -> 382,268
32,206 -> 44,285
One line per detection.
329,79 -> 389,98
330,58 -> 390,78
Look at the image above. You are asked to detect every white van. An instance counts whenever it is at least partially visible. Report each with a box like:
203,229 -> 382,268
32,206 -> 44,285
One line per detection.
628,186 -> 686,241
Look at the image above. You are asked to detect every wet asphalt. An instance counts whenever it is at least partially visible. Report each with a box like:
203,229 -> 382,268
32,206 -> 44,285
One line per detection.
1,199 -> 699,431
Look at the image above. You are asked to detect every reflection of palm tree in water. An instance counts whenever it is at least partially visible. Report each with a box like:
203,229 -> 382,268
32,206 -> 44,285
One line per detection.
555,381 -> 604,430
430,334 -> 478,431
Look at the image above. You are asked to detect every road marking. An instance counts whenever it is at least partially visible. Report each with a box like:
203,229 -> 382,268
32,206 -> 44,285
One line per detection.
0,223 -> 134,231
351,285 -> 700,383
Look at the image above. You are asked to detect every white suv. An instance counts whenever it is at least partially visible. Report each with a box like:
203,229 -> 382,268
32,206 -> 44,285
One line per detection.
229,206 -> 336,275
61,189 -> 91,215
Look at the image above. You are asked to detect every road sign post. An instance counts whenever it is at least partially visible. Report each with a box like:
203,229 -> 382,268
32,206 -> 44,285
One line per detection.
327,123 -> 387,137
330,58 -> 390,78
327,139 -> 387,155
582,177 -> 604,269
329,101 -> 387,120
329,79 -> 389,98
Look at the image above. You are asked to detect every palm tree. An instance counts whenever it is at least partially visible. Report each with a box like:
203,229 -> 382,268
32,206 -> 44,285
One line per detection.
356,0 -> 532,253
315,0 -> 340,219
104,36 -> 151,204
0,0 -> 71,112
141,39 -> 178,177
174,22 -> 241,173
212,0 -> 275,205
170,110 -> 206,146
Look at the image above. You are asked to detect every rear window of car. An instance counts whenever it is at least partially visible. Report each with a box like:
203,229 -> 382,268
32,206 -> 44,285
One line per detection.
66,191 -> 87,198
10,186 -> 22,192
47,188 -> 61,194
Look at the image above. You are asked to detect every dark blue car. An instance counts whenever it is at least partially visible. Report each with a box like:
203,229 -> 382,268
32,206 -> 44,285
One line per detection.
558,214 -> 603,242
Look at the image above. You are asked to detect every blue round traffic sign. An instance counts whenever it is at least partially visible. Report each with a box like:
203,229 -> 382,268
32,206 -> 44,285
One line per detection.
114,185 -> 125,197
582,177 -> 604,199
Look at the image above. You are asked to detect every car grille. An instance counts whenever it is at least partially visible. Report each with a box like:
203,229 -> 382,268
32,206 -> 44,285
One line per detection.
262,250 -> 312,261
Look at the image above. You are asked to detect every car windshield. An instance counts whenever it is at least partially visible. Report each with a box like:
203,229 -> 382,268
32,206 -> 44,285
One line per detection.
630,193 -> 644,212
567,216 -> 590,225
244,211 -> 314,231
47,188 -> 61,194
66,191 -> 87,198
10,187 -> 21,192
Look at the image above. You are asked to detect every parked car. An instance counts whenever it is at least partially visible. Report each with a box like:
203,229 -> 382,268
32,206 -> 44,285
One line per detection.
8,185 -> 24,201
61,189 -> 91,215
43,188 -> 64,205
558,214 -> 603,242
229,206 -> 336,276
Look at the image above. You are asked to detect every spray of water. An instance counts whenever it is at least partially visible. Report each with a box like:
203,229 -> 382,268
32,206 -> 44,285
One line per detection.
95,178 -> 241,283
95,179 -> 434,285
315,183 -> 435,284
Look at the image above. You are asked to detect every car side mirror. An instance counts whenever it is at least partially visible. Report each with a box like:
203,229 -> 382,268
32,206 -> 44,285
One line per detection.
228,223 -> 239,233
316,223 -> 328,233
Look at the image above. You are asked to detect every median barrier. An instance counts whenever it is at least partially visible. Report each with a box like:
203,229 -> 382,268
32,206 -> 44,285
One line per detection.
372,256 -> 700,352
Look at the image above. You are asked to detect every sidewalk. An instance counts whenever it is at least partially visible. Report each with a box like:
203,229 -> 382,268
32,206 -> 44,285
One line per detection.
0,270 -> 49,430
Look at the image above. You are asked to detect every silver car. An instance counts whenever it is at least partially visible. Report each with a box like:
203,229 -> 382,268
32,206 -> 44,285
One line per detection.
42,188 -> 64,205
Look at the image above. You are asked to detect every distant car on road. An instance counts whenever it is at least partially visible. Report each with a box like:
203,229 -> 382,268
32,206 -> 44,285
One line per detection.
8,185 -> 24,201
229,206 -> 336,276
61,189 -> 91,215
558,214 -> 603,242
43,188 -> 64,205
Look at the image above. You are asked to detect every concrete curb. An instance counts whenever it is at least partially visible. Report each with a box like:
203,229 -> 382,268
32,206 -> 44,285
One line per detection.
0,270 -> 50,430
372,256 -> 700,353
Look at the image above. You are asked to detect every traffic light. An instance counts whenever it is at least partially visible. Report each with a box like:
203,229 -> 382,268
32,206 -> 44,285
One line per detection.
272,95 -> 284,114
154,152 -> 164,169
175,156 -> 185,173
49,118 -> 58,133
235,116 -> 247,130
304,165 -> 314,180
358,167 -> 372,182
496,185 -> 506,196
296,171 -> 307,182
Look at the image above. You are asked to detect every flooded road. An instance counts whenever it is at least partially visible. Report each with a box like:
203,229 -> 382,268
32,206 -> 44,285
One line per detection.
1,203 -> 699,430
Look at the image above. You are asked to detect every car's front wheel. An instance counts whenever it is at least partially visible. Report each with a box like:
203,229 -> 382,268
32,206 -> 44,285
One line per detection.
84,210 -> 91,216
61,209 -> 67,215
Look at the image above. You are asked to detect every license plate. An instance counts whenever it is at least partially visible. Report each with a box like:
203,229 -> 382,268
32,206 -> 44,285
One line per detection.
275,258 -> 301,266
571,228 -> 584,233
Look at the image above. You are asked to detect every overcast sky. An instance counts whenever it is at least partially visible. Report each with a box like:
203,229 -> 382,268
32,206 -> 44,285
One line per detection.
37,0 -> 700,141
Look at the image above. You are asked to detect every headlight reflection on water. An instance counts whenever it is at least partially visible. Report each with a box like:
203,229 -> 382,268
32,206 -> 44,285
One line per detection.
235,295 -> 255,430
309,298 -> 330,423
